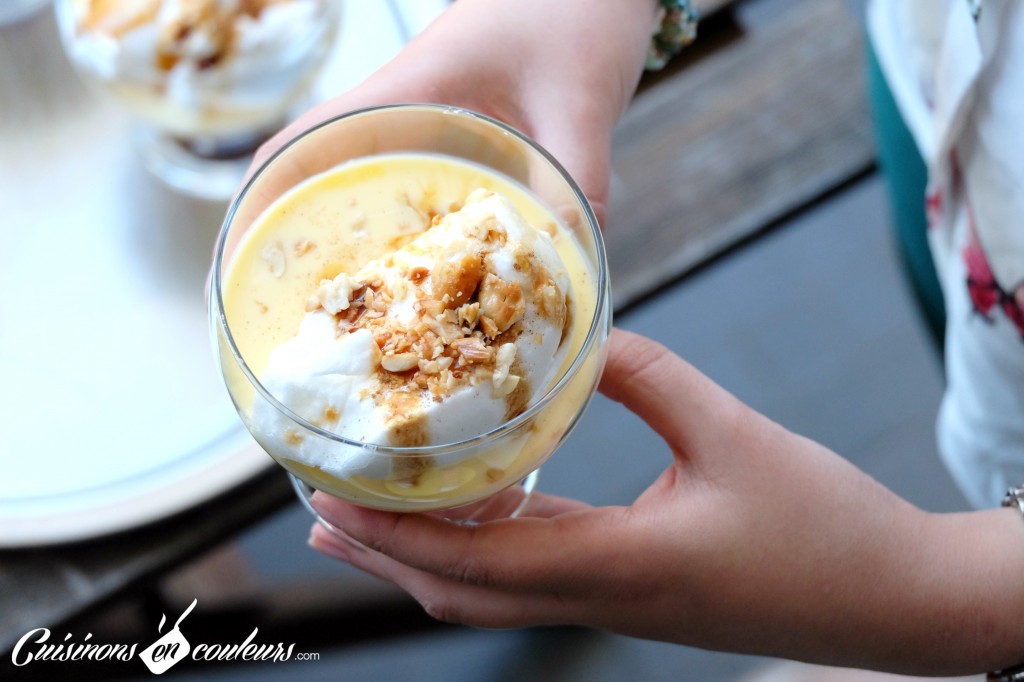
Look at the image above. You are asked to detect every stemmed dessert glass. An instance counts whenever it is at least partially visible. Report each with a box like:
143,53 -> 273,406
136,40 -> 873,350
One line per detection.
55,0 -> 341,200
210,104 -> 611,523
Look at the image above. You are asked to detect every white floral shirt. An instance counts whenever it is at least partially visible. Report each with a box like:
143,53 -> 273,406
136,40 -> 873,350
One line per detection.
869,0 -> 1024,508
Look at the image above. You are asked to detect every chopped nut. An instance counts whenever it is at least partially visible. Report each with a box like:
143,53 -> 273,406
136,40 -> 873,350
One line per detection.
418,299 -> 445,316
478,274 -> 525,332
381,352 -> 419,373
260,241 -> 286,277
431,253 -> 484,308
390,277 -> 409,301
315,273 -> 361,314
492,373 -> 520,398
492,343 -> 519,397
418,359 -> 440,374
535,276 -> 567,324
479,315 -> 499,339
492,342 -> 517,384
293,239 -> 316,256
457,302 -> 480,328
452,337 -> 492,364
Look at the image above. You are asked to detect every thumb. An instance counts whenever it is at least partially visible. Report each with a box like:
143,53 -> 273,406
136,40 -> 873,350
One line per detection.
598,328 -> 748,459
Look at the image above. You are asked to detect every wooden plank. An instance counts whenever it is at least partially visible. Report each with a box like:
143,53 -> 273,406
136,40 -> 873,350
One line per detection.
606,0 -> 875,309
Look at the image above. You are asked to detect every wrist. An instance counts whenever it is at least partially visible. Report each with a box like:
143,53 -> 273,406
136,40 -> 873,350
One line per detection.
911,509 -> 1024,675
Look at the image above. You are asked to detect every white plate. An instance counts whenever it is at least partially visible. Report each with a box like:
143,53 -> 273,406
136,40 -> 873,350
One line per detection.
0,0 -> 447,547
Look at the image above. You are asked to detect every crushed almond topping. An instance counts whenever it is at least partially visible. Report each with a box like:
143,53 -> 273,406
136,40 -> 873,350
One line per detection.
452,337 -> 492,364
295,189 -> 573,430
478,274 -> 525,332
493,374 -> 520,398
492,343 -> 518,396
479,315 -> 499,339
381,353 -> 419,373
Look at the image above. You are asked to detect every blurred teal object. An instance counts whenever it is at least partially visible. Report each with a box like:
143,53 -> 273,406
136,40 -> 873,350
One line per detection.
866,35 -> 946,351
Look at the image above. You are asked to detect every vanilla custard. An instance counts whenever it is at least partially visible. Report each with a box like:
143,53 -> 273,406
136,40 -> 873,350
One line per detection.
221,153 -> 600,509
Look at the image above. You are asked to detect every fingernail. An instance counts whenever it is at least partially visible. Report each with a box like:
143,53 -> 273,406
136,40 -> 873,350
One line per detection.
309,492 -> 362,533
308,528 -> 350,562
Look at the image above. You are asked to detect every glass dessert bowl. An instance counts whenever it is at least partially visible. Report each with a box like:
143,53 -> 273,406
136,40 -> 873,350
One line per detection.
56,0 -> 341,200
210,105 -> 611,517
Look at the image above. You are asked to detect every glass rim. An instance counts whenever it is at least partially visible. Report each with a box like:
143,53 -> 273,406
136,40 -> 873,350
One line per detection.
212,103 -> 608,456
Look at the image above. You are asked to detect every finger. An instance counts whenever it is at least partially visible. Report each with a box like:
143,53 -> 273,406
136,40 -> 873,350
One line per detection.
310,493 -> 627,593
308,523 -> 580,628
437,488 -> 593,524
532,120 -> 611,227
518,490 -> 592,517
598,328 -> 748,457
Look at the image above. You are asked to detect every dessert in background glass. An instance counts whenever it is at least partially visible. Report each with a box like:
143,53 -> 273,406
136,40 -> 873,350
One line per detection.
56,0 -> 341,200
210,105 -> 611,522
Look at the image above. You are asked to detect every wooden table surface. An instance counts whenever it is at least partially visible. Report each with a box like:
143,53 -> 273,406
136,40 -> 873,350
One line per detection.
0,0 -> 873,657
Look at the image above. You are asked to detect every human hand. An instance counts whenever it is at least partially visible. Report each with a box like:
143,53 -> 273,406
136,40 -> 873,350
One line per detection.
308,328 -> 1024,675
247,0 -> 658,225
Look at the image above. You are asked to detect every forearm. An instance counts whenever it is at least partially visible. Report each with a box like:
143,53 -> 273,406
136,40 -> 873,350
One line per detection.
695,426 -> 1024,675
904,508 -> 1024,675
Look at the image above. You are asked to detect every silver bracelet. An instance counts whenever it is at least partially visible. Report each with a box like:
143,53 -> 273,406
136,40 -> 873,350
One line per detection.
989,487 -> 1024,681
1002,485 -> 1024,516
646,0 -> 698,70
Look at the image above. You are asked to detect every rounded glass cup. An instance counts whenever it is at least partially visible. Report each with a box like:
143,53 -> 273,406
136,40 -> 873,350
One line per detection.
210,104 -> 611,520
55,0 -> 341,200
